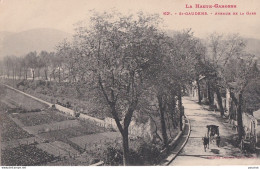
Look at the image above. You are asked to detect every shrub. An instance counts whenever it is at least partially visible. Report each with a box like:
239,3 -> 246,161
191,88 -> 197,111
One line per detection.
104,146 -> 123,165
130,140 -> 161,165
98,138 -> 161,166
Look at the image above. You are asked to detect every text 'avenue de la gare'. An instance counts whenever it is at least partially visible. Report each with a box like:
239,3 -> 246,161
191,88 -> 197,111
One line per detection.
178,12 -> 256,15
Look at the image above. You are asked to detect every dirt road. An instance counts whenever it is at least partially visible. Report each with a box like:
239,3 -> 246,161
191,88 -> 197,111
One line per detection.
169,97 -> 258,165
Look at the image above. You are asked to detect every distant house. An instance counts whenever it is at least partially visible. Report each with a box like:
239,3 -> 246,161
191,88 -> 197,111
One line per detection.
253,109 -> 260,124
253,109 -> 260,144
242,112 -> 258,142
190,75 -> 207,101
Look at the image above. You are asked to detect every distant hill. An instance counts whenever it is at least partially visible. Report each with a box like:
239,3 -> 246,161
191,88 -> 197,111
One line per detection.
0,28 -> 72,59
165,29 -> 260,61
0,31 -> 13,42
1,28 -> 259,62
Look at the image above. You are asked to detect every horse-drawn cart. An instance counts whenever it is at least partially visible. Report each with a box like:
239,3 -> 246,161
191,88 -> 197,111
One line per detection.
206,125 -> 221,147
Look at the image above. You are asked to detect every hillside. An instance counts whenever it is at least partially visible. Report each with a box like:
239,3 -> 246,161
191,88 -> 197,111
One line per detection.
1,28 -> 259,61
0,28 -> 72,59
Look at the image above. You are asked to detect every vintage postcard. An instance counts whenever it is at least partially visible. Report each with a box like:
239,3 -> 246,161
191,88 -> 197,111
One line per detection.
0,0 -> 259,167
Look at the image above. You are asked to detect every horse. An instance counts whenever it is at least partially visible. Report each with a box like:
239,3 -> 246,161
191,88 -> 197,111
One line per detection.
202,136 -> 209,152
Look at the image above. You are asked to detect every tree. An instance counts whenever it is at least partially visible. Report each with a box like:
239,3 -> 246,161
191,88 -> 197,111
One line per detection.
3,56 -> 12,78
207,33 -> 257,140
167,30 -> 203,130
5,55 -> 19,85
223,55 -> 258,140
56,41 -> 75,83
25,51 -> 38,80
64,10 -> 164,165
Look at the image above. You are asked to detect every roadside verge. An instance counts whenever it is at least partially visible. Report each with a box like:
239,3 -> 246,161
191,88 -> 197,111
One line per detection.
159,115 -> 191,165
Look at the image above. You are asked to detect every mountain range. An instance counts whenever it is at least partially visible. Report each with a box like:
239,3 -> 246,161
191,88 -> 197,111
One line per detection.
0,28 -> 72,60
0,28 -> 259,61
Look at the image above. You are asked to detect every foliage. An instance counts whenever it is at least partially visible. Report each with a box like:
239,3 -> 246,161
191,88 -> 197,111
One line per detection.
98,138 -> 161,166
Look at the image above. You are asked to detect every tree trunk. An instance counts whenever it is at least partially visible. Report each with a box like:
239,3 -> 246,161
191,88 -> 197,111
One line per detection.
37,68 -> 40,80
44,68 -> 48,80
24,68 -> 27,80
157,94 -> 169,150
237,91 -> 244,141
207,81 -> 213,105
14,68 -> 16,80
52,70 -> 56,80
62,68 -> 65,81
170,94 -> 177,129
32,70 -> 35,81
166,111 -> 172,137
98,73 -> 135,166
19,68 -> 22,80
12,68 -> 15,87
196,79 -> 201,104
178,87 -> 183,131
58,67 -> 61,83
228,100 -> 234,120
7,69 -> 9,78
215,87 -> 224,117
122,130 -> 130,165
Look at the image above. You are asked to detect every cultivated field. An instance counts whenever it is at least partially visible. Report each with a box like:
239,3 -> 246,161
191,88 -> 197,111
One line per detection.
2,144 -> 57,166
1,111 -> 33,142
12,109 -> 68,126
0,87 -> 118,166
4,86 -> 49,110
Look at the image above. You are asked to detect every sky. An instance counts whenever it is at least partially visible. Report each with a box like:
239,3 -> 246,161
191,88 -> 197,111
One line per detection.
0,0 -> 259,38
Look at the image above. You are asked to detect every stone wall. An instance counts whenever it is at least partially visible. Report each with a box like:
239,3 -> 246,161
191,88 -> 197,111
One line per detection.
104,117 -> 155,140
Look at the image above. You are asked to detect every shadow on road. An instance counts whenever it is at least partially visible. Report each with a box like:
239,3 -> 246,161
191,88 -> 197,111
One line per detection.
210,149 -> 220,154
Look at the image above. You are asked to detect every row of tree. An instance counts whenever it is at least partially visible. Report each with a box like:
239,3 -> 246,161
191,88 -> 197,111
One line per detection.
0,51 -> 65,82
198,34 -> 259,141
0,11 -> 259,165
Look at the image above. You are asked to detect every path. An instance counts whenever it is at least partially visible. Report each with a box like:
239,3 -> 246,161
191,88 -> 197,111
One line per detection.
169,97 -> 258,165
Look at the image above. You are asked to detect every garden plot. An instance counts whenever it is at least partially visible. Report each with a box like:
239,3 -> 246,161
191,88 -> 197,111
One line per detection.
13,109 -> 68,126
1,112 -> 33,142
38,123 -> 106,142
1,137 -> 41,150
5,87 -> 48,110
23,120 -> 80,135
1,144 -> 57,166
69,131 -> 121,149
1,99 -> 16,108
37,142 -> 77,158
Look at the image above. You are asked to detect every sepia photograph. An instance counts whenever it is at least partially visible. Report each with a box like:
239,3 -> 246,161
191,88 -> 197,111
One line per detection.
0,0 -> 259,166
